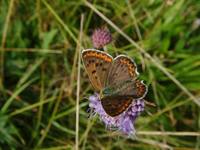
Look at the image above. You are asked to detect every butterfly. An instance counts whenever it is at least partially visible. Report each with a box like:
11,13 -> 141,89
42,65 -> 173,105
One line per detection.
82,49 -> 147,117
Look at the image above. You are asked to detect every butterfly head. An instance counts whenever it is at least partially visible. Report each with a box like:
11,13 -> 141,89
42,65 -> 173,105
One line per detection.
101,87 -> 114,98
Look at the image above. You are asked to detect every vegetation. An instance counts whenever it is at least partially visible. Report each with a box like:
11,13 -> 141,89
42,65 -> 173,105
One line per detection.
0,0 -> 200,149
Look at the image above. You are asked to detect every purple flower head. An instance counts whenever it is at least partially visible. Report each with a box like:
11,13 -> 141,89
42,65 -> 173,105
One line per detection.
88,93 -> 145,136
91,28 -> 112,49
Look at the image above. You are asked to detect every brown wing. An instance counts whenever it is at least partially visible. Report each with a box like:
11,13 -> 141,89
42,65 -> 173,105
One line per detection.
82,49 -> 113,91
106,55 -> 138,87
134,80 -> 147,98
105,55 -> 147,99
101,96 -> 133,117
114,79 -> 147,99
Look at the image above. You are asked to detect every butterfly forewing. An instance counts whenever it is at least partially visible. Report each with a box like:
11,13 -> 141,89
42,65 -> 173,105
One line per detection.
82,49 -> 113,91
101,96 -> 133,117
105,55 -> 147,98
106,55 -> 138,87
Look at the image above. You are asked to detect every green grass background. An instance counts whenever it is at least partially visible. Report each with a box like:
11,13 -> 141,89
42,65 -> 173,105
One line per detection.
0,0 -> 200,149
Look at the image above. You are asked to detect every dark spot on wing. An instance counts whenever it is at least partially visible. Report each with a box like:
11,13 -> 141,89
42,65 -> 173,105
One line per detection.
102,68 -> 107,71
100,63 -> 103,66
92,70 -> 96,74
96,63 -> 99,67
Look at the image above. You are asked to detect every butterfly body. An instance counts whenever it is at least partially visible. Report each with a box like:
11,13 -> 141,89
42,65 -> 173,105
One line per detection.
82,49 -> 147,117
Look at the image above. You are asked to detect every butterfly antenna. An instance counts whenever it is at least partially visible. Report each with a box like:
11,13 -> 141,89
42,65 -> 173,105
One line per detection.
143,99 -> 155,116
144,109 -> 154,117
144,99 -> 156,107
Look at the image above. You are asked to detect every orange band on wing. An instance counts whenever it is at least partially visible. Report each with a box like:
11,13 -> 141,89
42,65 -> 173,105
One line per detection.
119,59 -> 136,77
83,51 -> 112,62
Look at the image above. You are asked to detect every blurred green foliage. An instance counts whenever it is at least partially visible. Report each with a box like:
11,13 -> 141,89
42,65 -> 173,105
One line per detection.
0,0 -> 200,149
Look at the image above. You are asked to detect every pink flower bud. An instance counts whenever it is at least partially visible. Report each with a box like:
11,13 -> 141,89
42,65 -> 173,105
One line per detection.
92,28 -> 112,49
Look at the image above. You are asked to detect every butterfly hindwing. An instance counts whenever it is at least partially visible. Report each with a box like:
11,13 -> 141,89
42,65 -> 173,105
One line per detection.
82,49 -> 113,91
134,80 -> 147,98
101,95 -> 133,117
